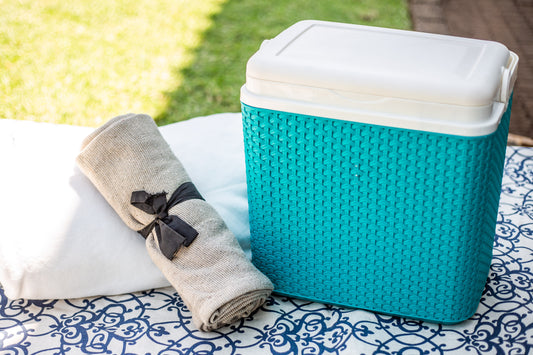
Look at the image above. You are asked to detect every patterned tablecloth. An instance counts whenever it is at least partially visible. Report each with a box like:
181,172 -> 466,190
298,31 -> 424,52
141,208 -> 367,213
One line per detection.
1,147 -> 532,354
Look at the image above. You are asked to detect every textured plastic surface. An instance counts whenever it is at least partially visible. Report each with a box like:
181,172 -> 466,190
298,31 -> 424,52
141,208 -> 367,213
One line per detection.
242,98 -> 512,324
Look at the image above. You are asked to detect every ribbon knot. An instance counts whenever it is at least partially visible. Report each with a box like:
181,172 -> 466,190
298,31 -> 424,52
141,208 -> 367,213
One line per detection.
130,182 -> 204,260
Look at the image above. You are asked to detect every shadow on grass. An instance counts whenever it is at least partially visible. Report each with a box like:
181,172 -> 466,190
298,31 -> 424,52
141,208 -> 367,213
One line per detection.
155,0 -> 411,125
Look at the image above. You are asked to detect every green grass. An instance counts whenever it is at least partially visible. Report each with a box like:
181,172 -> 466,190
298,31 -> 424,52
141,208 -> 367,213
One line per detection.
1,0 -> 411,127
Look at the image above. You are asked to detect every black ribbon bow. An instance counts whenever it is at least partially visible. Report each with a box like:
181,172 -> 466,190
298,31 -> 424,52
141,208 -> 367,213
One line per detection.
130,182 -> 204,260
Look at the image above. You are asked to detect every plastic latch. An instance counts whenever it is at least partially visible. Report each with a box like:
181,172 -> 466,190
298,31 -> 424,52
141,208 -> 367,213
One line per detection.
499,52 -> 519,105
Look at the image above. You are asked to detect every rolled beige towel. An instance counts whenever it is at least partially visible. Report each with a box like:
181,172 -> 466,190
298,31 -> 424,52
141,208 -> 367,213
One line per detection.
76,113 -> 273,331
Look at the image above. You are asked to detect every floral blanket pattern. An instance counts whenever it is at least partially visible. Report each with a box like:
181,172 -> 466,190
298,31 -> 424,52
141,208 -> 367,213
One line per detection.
1,147 -> 532,354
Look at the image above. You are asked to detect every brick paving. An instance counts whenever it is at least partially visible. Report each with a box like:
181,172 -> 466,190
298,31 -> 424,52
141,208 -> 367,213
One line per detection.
409,0 -> 533,141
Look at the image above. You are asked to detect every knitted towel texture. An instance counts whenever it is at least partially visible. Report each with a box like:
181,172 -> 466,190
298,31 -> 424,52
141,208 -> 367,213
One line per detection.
76,113 -> 273,331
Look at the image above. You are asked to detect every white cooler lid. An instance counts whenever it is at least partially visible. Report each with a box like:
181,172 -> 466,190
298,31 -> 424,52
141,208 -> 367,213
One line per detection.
241,20 -> 519,136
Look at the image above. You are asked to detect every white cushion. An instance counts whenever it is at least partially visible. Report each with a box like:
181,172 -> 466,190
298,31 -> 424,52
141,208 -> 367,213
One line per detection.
0,113 -> 249,299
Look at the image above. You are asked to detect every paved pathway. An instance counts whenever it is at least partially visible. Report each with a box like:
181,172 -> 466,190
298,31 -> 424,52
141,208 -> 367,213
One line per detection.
410,0 -> 533,142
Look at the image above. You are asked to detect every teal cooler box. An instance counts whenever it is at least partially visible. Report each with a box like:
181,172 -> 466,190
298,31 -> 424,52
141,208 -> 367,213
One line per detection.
241,20 -> 519,323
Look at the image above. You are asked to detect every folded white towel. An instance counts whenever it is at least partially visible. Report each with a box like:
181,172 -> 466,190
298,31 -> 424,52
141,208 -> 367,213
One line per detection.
0,113 -> 250,300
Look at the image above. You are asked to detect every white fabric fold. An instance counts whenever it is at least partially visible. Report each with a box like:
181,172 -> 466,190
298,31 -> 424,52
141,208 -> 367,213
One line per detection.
0,113 -> 251,300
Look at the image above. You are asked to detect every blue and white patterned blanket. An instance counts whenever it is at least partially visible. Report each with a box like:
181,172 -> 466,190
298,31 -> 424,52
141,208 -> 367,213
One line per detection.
1,147 -> 532,354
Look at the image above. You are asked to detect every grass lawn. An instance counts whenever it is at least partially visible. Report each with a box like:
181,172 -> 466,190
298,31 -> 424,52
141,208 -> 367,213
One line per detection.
1,0 -> 411,127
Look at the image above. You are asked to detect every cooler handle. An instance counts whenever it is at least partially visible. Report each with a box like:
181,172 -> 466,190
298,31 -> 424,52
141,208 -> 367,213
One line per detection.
499,51 -> 519,106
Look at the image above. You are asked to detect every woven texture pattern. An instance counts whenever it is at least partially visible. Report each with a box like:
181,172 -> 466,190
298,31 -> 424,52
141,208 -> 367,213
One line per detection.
242,101 -> 512,323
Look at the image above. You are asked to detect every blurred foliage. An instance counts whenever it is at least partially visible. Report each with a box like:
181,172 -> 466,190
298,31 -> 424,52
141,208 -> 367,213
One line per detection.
0,0 -> 411,126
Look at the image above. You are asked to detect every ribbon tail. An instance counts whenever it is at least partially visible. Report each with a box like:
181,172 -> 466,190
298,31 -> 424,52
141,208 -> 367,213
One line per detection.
156,220 -> 188,259
165,215 -> 199,247
155,216 -> 199,259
